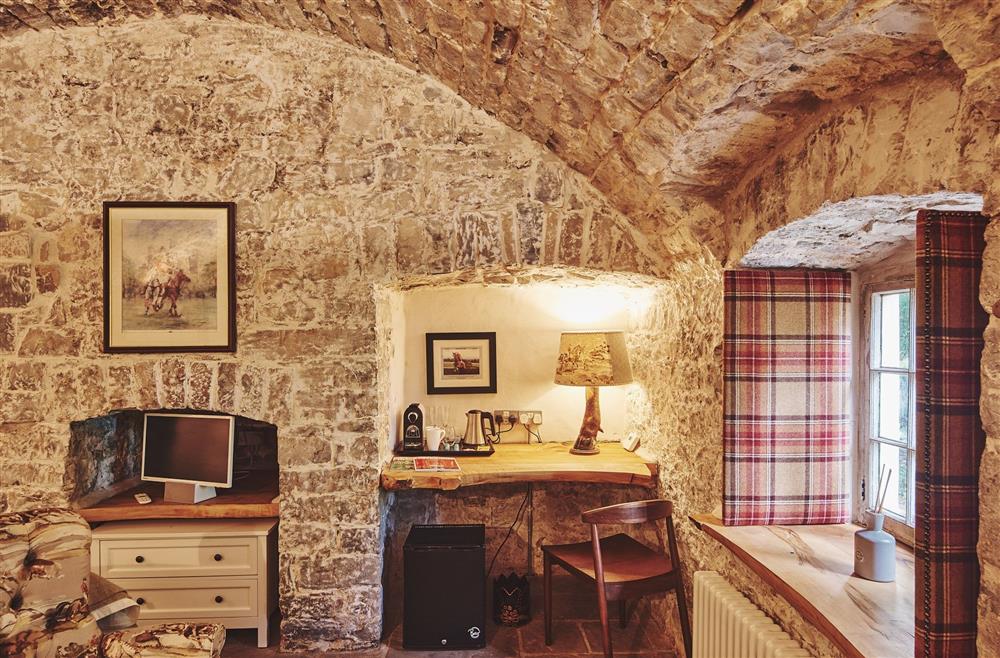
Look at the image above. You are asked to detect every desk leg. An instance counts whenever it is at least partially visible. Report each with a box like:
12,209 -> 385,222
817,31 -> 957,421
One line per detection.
527,483 -> 535,576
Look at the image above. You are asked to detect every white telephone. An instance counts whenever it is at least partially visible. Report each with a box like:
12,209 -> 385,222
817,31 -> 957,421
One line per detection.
622,432 -> 640,452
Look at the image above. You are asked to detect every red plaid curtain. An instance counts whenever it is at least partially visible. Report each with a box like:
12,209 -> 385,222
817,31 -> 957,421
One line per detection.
915,210 -> 988,658
723,270 -> 852,525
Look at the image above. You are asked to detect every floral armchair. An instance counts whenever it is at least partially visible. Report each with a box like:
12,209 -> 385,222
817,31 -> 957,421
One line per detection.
0,508 -> 225,658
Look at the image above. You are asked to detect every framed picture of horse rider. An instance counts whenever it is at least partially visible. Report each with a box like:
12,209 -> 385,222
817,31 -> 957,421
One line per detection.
425,332 -> 497,394
103,201 -> 236,353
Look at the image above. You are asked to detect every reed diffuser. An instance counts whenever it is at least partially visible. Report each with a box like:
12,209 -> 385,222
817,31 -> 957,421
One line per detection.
854,465 -> 897,582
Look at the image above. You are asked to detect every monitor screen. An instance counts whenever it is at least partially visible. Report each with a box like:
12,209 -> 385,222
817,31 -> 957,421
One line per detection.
142,413 -> 234,487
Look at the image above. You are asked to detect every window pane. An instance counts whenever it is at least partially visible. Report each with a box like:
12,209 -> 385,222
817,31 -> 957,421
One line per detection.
873,442 -> 908,519
877,291 -> 911,369
874,372 -> 910,442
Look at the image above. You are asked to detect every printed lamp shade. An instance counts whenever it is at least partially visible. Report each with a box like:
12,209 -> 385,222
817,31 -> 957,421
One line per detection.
554,331 -> 633,386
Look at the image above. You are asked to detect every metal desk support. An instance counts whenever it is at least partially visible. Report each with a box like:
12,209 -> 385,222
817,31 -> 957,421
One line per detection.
526,483 -> 535,576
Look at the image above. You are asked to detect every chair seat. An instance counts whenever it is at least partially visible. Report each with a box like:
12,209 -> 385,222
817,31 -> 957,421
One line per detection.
543,533 -> 673,583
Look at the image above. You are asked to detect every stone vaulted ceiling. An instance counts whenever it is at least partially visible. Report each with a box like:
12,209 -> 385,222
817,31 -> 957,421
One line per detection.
0,0 -> 949,251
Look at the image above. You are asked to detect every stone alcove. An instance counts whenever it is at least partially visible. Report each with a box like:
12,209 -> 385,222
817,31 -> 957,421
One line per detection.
64,409 -> 278,507
373,266 -> 688,641
718,61 -> 1000,652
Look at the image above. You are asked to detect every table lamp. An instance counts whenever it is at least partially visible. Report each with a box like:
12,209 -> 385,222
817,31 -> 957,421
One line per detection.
554,331 -> 633,455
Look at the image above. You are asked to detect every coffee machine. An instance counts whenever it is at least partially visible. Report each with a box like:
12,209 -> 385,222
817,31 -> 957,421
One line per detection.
401,403 -> 425,453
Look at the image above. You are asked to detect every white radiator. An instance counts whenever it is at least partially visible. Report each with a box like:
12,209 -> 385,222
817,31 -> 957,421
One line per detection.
693,571 -> 810,658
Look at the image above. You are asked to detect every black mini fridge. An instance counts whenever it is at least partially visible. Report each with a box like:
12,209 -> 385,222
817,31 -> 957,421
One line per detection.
403,524 -> 486,650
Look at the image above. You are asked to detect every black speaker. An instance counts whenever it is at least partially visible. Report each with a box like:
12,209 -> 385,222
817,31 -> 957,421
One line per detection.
403,524 -> 486,650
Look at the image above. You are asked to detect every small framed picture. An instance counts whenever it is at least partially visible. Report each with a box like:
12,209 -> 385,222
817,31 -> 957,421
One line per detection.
103,201 -> 236,353
426,332 -> 497,395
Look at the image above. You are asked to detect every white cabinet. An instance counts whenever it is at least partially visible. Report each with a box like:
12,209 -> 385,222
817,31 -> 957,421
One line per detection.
92,518 -> 278,648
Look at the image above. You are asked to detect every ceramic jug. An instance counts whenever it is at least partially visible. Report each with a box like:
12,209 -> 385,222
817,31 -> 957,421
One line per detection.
854,513 -> 896,582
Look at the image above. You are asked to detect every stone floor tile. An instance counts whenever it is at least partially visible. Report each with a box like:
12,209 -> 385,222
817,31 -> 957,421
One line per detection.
518,620 -> 589,654
579,618 -> 666,655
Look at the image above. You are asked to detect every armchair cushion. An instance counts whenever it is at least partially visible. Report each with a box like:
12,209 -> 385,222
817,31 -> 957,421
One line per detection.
0,510 -> 225,658
100,624 -> 225,658
0,509 -> 100,658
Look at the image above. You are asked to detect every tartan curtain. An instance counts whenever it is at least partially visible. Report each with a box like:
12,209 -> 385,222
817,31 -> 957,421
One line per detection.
915,210 -> 988,658
723,270 -> 852,525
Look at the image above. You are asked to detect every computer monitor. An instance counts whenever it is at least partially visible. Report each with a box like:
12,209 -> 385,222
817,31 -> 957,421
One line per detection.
142,413 -> 235,503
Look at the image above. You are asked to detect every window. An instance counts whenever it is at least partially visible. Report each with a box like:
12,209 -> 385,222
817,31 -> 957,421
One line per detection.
865,289 -> 916,527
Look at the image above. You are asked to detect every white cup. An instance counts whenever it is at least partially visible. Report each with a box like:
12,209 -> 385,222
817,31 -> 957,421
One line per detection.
425,426 -> 446,451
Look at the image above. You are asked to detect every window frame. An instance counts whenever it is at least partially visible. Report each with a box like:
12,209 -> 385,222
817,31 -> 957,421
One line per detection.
857,279 -> 916,546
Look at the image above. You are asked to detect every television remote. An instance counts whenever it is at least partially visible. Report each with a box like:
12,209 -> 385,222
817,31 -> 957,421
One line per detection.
134,493 -> 152,505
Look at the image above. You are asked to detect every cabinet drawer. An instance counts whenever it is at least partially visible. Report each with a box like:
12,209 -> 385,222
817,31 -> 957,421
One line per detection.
115,577 -> 258,620
99,537 -> 257,578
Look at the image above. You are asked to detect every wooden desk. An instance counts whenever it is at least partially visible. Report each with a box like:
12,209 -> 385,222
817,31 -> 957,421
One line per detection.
76,472 -> 279,522
380,442 -> 658,491
690,514 -> 914,658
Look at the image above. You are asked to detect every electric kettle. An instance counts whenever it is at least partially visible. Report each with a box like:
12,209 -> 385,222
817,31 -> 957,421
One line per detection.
462,410 -> 496,448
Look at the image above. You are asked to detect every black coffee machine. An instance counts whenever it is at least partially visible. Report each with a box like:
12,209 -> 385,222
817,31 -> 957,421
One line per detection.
401,403 -> 425,453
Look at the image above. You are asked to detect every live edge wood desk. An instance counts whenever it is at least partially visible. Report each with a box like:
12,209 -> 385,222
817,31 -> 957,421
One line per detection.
381,442 -> 658,576
380,442 -> 659,491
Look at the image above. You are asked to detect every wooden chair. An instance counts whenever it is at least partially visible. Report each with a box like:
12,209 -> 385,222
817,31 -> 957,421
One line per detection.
542,499 -> 692,658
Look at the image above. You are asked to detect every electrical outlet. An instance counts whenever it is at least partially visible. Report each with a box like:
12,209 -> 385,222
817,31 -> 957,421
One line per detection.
492,410 -> 542,426
493,410 -> 517,425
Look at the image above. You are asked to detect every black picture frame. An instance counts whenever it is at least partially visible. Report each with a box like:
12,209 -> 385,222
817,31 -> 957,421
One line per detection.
426,332 -> 497,395
103,201 -> 237,353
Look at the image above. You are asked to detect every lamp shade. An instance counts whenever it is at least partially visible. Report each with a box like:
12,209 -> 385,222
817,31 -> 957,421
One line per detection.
554,331 -> 633,387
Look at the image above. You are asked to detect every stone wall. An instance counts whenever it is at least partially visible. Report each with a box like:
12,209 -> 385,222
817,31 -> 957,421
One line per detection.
3,7 -> 996,656
65,410 -> 143,503
722,51 -> 1000,657
0,16 -> 700,652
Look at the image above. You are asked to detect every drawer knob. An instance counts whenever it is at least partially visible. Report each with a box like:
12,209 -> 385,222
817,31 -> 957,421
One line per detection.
214,553 -> 223,562
136,597 -> 145,605
135,556 -> 144,563
215,595 -> 224,604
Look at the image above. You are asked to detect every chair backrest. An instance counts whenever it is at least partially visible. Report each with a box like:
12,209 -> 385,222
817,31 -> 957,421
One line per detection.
581,499 -> 673,525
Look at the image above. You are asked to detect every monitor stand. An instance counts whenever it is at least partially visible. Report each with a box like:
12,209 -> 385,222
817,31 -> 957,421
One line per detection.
163,482 -> 217,504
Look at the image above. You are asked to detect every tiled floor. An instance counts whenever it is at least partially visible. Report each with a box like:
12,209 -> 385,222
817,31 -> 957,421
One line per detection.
223,576 -> 675,657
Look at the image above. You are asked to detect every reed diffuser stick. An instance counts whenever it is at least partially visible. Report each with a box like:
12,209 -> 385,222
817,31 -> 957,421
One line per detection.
876,468 -> 893,513
874,464 -> 886,510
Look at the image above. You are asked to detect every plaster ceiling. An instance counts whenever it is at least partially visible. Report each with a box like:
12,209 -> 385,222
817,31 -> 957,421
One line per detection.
0,0 -> 949,245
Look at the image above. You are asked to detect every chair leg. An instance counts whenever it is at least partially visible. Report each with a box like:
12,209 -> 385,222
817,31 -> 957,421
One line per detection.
618,599 -> 628,628
674,577 -> 692,658
543,552 -> 553,646
596,582 -> 613,658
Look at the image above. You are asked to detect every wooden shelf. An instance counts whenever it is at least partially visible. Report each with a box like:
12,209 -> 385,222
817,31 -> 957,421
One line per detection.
690,514 -> 914,658
381,442 -> 658,491
76,471 -> 279,522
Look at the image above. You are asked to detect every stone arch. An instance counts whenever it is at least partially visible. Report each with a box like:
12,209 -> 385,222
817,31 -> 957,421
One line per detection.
0,17 -> 697,652
722,67 -> 995,266
739,191 -> 983,269
715,48 -> 1000,653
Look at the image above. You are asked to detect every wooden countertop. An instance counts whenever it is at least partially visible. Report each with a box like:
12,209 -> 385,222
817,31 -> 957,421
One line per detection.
690,514 -> 915,658
76,472 -> 280,522
91,517 -> 278,537
381,442 -> 658,491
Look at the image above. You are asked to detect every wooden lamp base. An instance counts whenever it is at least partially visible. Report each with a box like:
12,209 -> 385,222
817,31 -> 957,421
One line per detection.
570,386 -> 602,455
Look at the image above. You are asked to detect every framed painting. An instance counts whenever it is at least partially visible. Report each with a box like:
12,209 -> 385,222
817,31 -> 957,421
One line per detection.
426,332 -> 497,394
103,201 -> 236,353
